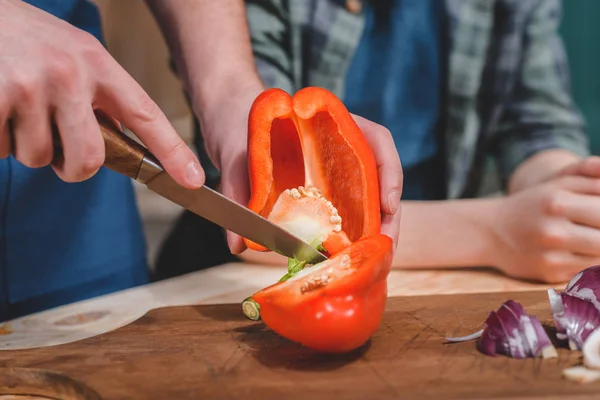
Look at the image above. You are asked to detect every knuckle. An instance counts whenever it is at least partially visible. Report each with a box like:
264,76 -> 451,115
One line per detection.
544,191 -> 566,216
377,125 -> 392,137
62,155 -> 103,183
131,94 -> 162,124
163,138 -> 187,161
17,147 -> 53,168
540,252 -> 562,270
79,144 -> 105,177
78,33 -> 110,72
48,53 -> 79,89
538,225 -> 567,248
12,71 -> 39,104
83,151 -> 105,174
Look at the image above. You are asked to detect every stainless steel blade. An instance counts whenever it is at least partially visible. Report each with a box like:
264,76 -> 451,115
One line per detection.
144,171 -> 328,264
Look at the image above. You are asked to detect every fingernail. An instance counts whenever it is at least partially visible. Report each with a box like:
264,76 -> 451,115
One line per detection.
387,190 -> 402,214
186,160 -> 204,187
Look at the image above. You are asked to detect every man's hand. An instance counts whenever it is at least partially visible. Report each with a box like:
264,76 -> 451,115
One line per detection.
220,108 -> 403,254
0,0 -> 203,187
493,175 -> 600,283
197,88 -> 405,255
194,80 -> 265,254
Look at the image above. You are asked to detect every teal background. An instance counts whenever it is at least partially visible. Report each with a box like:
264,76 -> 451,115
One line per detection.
561,0 -> 600,154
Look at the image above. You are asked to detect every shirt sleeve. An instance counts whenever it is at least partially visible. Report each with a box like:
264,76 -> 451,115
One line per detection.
490,0 -> 590,187
246,0 -> 296,93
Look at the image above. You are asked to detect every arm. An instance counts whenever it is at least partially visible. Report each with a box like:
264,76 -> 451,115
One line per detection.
392,199 -> 500,269
238,198 -> 503,269
146,0 -> 266,253
144,0 -> 263,140
147,1 -> 404,254
0,0 -> 201,188
508,149 -> 581,193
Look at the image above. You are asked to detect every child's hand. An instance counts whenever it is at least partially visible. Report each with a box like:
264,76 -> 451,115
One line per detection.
493,174 -> 600,283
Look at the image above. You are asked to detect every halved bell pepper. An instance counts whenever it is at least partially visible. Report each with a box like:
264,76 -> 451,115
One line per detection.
241,87 -> 393,353
243,87 -> 381,256
244,233 -> 393,353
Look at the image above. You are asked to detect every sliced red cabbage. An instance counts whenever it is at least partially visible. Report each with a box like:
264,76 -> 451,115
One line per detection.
564,266 -> 600,311
547,265 -> 600,350
555,293 -> 600,350
477,311 -> 512,356
448,300 -> 557,359
495,301 -> 530,358
548,288 -> 567,340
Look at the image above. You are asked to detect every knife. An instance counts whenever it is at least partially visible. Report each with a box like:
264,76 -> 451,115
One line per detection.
60,117 -> 328,264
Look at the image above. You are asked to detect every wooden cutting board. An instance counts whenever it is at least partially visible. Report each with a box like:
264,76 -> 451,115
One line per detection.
0,290 -> 597,400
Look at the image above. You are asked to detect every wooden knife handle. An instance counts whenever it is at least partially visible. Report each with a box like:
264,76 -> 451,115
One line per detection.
98,117 -> 147,179
52,116 -> 149,180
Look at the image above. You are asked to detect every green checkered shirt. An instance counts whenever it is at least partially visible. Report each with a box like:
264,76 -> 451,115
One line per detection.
245,0 -> 590,198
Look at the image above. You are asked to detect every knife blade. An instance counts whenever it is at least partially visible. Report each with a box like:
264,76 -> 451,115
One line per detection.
76,116 -> 328,264
138,155 -> 327,264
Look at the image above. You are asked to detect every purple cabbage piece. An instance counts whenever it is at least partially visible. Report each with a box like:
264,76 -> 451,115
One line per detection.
477,311 -> 507,356
496,301 -> 530,358
558,293 -> 600,350
548,288 -> 567,340
529,316 -> 556,358
477,301 -> 556,359
547,265 -> 600,349
565,266 -> 600,311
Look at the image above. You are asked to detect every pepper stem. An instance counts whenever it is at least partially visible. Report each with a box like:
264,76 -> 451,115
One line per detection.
279,258 -> 308,282
242,297 -> 261,321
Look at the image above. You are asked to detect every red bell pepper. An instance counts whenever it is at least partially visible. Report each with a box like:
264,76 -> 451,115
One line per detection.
243,87 -> 381,257
244,233 -> 393,353
241,87 -> 393,353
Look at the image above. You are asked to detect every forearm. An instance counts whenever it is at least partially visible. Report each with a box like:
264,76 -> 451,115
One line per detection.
146,0 -> 263,109
508,149 -> 581,194
239,198 -> 506,269
392,199 -> 503,269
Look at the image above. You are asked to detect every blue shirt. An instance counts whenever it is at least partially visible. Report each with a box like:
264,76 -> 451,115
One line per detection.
0,0 -> 148,321
344,0 -> 446,200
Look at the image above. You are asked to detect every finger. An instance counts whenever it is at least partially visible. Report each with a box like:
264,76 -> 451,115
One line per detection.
553,191 -> 600,229
351,114 -> 403,216
555,175 -> 600,196
93,55 -> 203,189
0,117 -> 11,160
381,202 -> 402,255
94,108 -> 122,132
51,104 -> 105,182
561,156 -> 600,178
219,148 -> 251,254
542,251 -> 600,283
559,223 -> 600,257
11,105 -> 54,169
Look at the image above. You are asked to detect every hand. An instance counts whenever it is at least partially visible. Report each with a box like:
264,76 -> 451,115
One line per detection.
0,0 -> 203,187
493,175 -> 600,283
193,79 -> 265,254
196,84 -> 403,255
352,115 -> 404,252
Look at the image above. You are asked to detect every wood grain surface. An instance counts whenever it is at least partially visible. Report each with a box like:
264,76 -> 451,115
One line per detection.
0,265 -> 561,351
0,290 -> 596,400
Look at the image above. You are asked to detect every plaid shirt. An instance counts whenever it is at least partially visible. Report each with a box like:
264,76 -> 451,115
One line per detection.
245,0 -> 590,198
